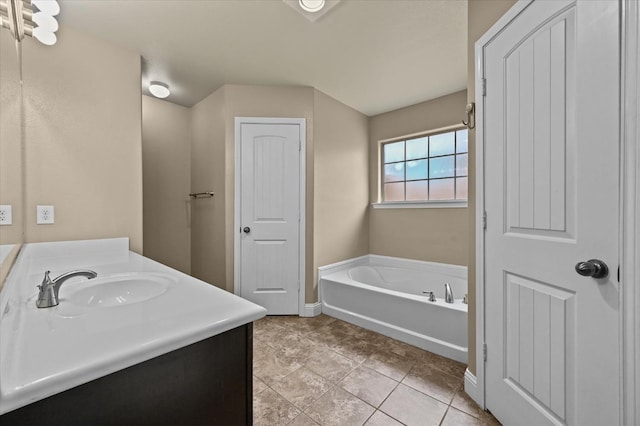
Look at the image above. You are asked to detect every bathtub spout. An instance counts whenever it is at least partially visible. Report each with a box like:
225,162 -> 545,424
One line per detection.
444,283 -> 454,304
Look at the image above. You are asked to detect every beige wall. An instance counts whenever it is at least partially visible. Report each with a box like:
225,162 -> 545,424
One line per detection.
18,26 -> 143,252
313,90 -> 369,300
467,0 -> 516,375
142,95 -> 191,274
0,33 -> 24,247
190,87 -> 226,288
368,90 -> 468,266
188,84 -> 369,304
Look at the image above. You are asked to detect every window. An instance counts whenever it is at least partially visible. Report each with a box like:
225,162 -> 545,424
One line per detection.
381,128 -> 468,203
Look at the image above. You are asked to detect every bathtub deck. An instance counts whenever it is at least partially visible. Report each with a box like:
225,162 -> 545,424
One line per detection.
252,314 -> 500,425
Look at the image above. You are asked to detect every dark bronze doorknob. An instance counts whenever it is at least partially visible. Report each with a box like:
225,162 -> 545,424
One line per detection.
575,259 -> 609,278
243,227 -> 251,234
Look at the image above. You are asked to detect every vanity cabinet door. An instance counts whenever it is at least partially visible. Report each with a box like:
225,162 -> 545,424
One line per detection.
0,324 -> 253,426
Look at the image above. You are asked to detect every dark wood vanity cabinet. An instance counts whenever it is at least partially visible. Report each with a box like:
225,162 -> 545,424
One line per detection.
1,323 -> 253,426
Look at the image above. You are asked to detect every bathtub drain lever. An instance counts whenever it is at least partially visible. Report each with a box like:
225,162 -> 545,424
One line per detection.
422,291 -> 436,302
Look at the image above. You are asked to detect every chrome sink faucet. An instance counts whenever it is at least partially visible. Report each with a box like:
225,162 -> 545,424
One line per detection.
36,270 -> 97,308
444,283 -> 454,304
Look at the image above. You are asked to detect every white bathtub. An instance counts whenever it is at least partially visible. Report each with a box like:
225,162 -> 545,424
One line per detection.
319,256 -> 468,363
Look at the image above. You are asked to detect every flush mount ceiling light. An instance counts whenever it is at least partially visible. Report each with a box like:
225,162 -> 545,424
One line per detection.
149,81 -> 170,99
0,0 -> 60,45
283,0 -> 341,23
299,0 -> 325,13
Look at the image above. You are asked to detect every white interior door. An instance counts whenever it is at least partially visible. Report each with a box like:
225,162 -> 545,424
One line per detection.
236,119 -> 303,315
483,1 -> 620,425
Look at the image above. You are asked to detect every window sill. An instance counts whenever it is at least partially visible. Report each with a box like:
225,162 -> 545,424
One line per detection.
371,201 -> 468,209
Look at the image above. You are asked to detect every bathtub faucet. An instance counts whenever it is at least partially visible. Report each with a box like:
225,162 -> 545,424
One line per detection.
444,283 -> 454,304
422,291 -> 436,302
36,270 -> 97,308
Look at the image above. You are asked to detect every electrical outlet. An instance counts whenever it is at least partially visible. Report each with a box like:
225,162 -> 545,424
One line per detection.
37,205 -> 54,224
0,205 -> 12,225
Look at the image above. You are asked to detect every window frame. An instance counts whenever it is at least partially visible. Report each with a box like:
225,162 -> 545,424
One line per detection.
375,125 -> 469,209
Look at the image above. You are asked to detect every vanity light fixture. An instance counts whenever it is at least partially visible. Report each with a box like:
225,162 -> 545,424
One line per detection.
149,81 -> 170,99
298,0 -> 325,13
0,0 -> 60,45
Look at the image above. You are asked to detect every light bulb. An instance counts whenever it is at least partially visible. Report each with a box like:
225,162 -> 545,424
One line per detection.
149,82 -> 170,99
33,27 -> 57,45
299,0 -> 325,13
32,0 -> 60,17
33,12 -> 59,32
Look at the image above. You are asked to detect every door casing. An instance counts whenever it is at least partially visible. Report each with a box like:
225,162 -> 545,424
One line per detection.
233,117 -> 306,316
472,1 -> 640,424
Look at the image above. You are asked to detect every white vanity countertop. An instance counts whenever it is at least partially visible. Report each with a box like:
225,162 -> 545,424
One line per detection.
0,238 -> 267,415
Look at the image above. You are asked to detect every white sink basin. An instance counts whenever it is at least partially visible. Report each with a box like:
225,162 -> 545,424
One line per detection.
65,273 -> 173,308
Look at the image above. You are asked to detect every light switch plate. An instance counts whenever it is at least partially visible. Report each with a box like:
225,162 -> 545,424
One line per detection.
0,205 -> 12,225
37,205 -> 54,224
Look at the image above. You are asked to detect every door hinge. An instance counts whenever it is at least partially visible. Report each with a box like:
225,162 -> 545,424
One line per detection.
299,140 -> 302,151
482,78 -> 487,97
483,343 -> 487,362
617,265 -> 620,283
483,211 -> 487,230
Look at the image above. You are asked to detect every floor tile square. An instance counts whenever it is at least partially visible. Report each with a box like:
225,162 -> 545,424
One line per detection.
383,338 -> 427,361
330,336 -> 378,363
271,367 -> 333,409
288,412 -> 320,426
305,347 -> 360,383
379,383 -> 448,426
421,351 -> 467,377
450,392 -> 501,425
254,375 -> 268,395
339,366 -> 398,407
275,314 -> 337,335
254,346 -> 304,385
307,325 -> 352,348
441,407 -> 492,426
402,361 -> 462,404
451,390 -> 483,417
364,410 -> 404,425
364,350 -> 416,381
253,388 -> 301,426
305,386 -> 376,426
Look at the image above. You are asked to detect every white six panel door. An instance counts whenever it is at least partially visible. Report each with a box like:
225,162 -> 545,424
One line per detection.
238,122 -> 301,315
483,1 -> 620,425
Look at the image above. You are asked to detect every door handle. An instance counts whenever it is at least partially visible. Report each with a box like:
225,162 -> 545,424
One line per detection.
575,259 -> 609,279
243,227 -> 251,234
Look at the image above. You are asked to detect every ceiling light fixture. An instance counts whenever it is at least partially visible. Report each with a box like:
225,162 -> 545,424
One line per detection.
283,0 -> 339,23
149,81 -> 170,99
0,0 -> 60,45
298,0 -> 325,13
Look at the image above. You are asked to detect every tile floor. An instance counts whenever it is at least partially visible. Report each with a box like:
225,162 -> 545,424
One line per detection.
252,315 -> 501,426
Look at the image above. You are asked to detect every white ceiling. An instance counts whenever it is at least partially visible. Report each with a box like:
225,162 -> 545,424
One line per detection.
59,0 -> 467,116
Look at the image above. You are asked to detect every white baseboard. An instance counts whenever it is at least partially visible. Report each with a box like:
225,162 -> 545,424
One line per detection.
301,302 -> 321,317
464,368 -> 483,408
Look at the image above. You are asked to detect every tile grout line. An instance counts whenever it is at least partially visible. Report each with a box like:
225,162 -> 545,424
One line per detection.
438,404 -> 452,426
375,379 -> 405,425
